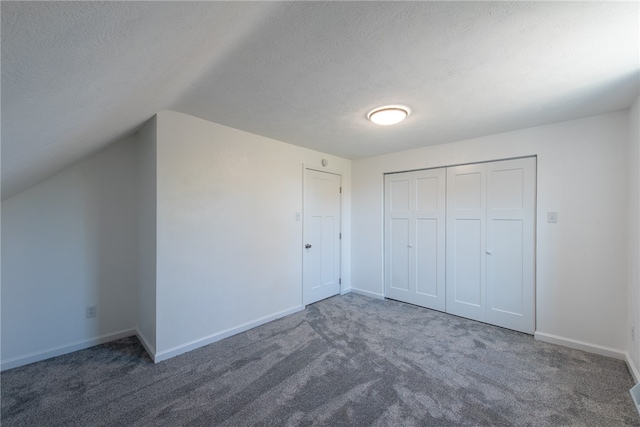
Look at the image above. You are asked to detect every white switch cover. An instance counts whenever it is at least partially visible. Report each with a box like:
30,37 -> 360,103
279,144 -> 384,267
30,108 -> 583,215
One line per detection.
547,212 -> 558,223
295,212 -> 301,221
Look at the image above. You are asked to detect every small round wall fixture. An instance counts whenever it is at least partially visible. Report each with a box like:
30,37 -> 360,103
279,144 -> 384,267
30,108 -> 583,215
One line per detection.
321,159 -> 328,167
367,105 -> 410,126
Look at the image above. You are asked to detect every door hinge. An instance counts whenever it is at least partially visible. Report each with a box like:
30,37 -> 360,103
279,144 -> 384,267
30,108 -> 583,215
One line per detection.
339,232 -> 342,239
340,187 -> 342,194
339,278 -> 342,284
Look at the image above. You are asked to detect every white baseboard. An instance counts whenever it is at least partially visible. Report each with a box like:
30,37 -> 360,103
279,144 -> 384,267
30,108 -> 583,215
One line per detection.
340,287 -> 352,295
1,328 -> 136,371
154,305 -> 305,363
135,329 -> 157,363
349,287 -> 385,300
626,352 -> 640,384
534,331 -> 626,361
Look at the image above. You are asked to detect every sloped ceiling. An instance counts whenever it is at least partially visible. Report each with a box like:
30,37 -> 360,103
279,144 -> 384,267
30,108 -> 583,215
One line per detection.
2,1 -> 638,199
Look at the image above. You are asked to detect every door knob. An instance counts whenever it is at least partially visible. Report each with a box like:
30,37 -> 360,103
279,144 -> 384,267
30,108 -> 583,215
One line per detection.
305,244 -> 312,249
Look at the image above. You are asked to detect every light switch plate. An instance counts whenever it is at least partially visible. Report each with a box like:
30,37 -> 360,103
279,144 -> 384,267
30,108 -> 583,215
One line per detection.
547,212 -> 558,223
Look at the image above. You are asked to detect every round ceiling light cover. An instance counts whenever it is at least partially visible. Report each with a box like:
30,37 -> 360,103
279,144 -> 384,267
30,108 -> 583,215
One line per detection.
367,106 -> 410,125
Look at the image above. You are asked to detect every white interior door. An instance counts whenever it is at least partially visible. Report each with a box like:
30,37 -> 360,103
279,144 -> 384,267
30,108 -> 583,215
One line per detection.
485,158 -> 536,333
303,168 -> 341,305
445,164 -> 487,322
384,168 -> 446,311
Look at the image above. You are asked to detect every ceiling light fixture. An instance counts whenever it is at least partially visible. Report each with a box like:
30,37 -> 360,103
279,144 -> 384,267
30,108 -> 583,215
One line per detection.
367,106 -> 410,126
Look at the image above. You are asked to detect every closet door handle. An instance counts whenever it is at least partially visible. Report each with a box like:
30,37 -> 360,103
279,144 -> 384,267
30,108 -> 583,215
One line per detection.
486,250 -> 492,255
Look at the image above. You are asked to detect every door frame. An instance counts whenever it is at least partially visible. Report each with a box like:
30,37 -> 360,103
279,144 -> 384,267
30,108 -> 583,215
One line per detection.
302,164 -> 344,306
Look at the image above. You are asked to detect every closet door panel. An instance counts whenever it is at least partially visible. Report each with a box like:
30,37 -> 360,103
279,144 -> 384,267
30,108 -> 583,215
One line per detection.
385,169 -> 446,311
490,219 -> 524,314
415,176 -> 439,210
385,174 -> 412,299
415,218 -> 438,297
413,169 -> 446,310
446,164 -> 486,322
452,219 -> 483,306
491,167 -> 523,209
389,218 -> 410,292
390,178 -> 411,211
486,158 -> 536,333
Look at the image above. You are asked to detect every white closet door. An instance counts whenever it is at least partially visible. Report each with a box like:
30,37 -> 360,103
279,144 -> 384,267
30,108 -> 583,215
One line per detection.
413,169 -> 446,311
485,158 -> 536,333
385,173 -> 412,301
446,164 -> 487,322
386,157 -> 536,334
385,169 -> 446,311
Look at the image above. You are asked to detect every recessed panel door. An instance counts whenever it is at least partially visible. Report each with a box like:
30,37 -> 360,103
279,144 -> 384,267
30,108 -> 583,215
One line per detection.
486,157 -> 536,333
446,164 -> 487,322
385,168 -> 446,311
412,169 -> 446,311
303,169 -> 341,305
385,174 -> 411,297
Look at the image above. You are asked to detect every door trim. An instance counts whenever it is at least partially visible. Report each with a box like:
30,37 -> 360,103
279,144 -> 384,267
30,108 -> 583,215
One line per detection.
383,155 -> 537,176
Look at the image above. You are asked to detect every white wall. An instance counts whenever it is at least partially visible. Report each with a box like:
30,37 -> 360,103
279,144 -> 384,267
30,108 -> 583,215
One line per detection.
628,96 -> 640,380
352,112 -> 629,356
136,117 -> 158,356
1,137 -> 138,369
153,111 -> 351,359
3,107 -> 631,368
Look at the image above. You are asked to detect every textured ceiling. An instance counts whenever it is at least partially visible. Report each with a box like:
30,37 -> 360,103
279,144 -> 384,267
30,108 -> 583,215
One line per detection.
2,1 -> 639,199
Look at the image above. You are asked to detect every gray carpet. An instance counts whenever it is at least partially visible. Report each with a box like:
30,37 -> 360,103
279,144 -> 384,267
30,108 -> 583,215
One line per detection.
1,293 -> 637,426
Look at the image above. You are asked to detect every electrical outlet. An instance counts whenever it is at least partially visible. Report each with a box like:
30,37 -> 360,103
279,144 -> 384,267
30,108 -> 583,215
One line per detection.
632,326 -> 636,342
86,305 -> 97,319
